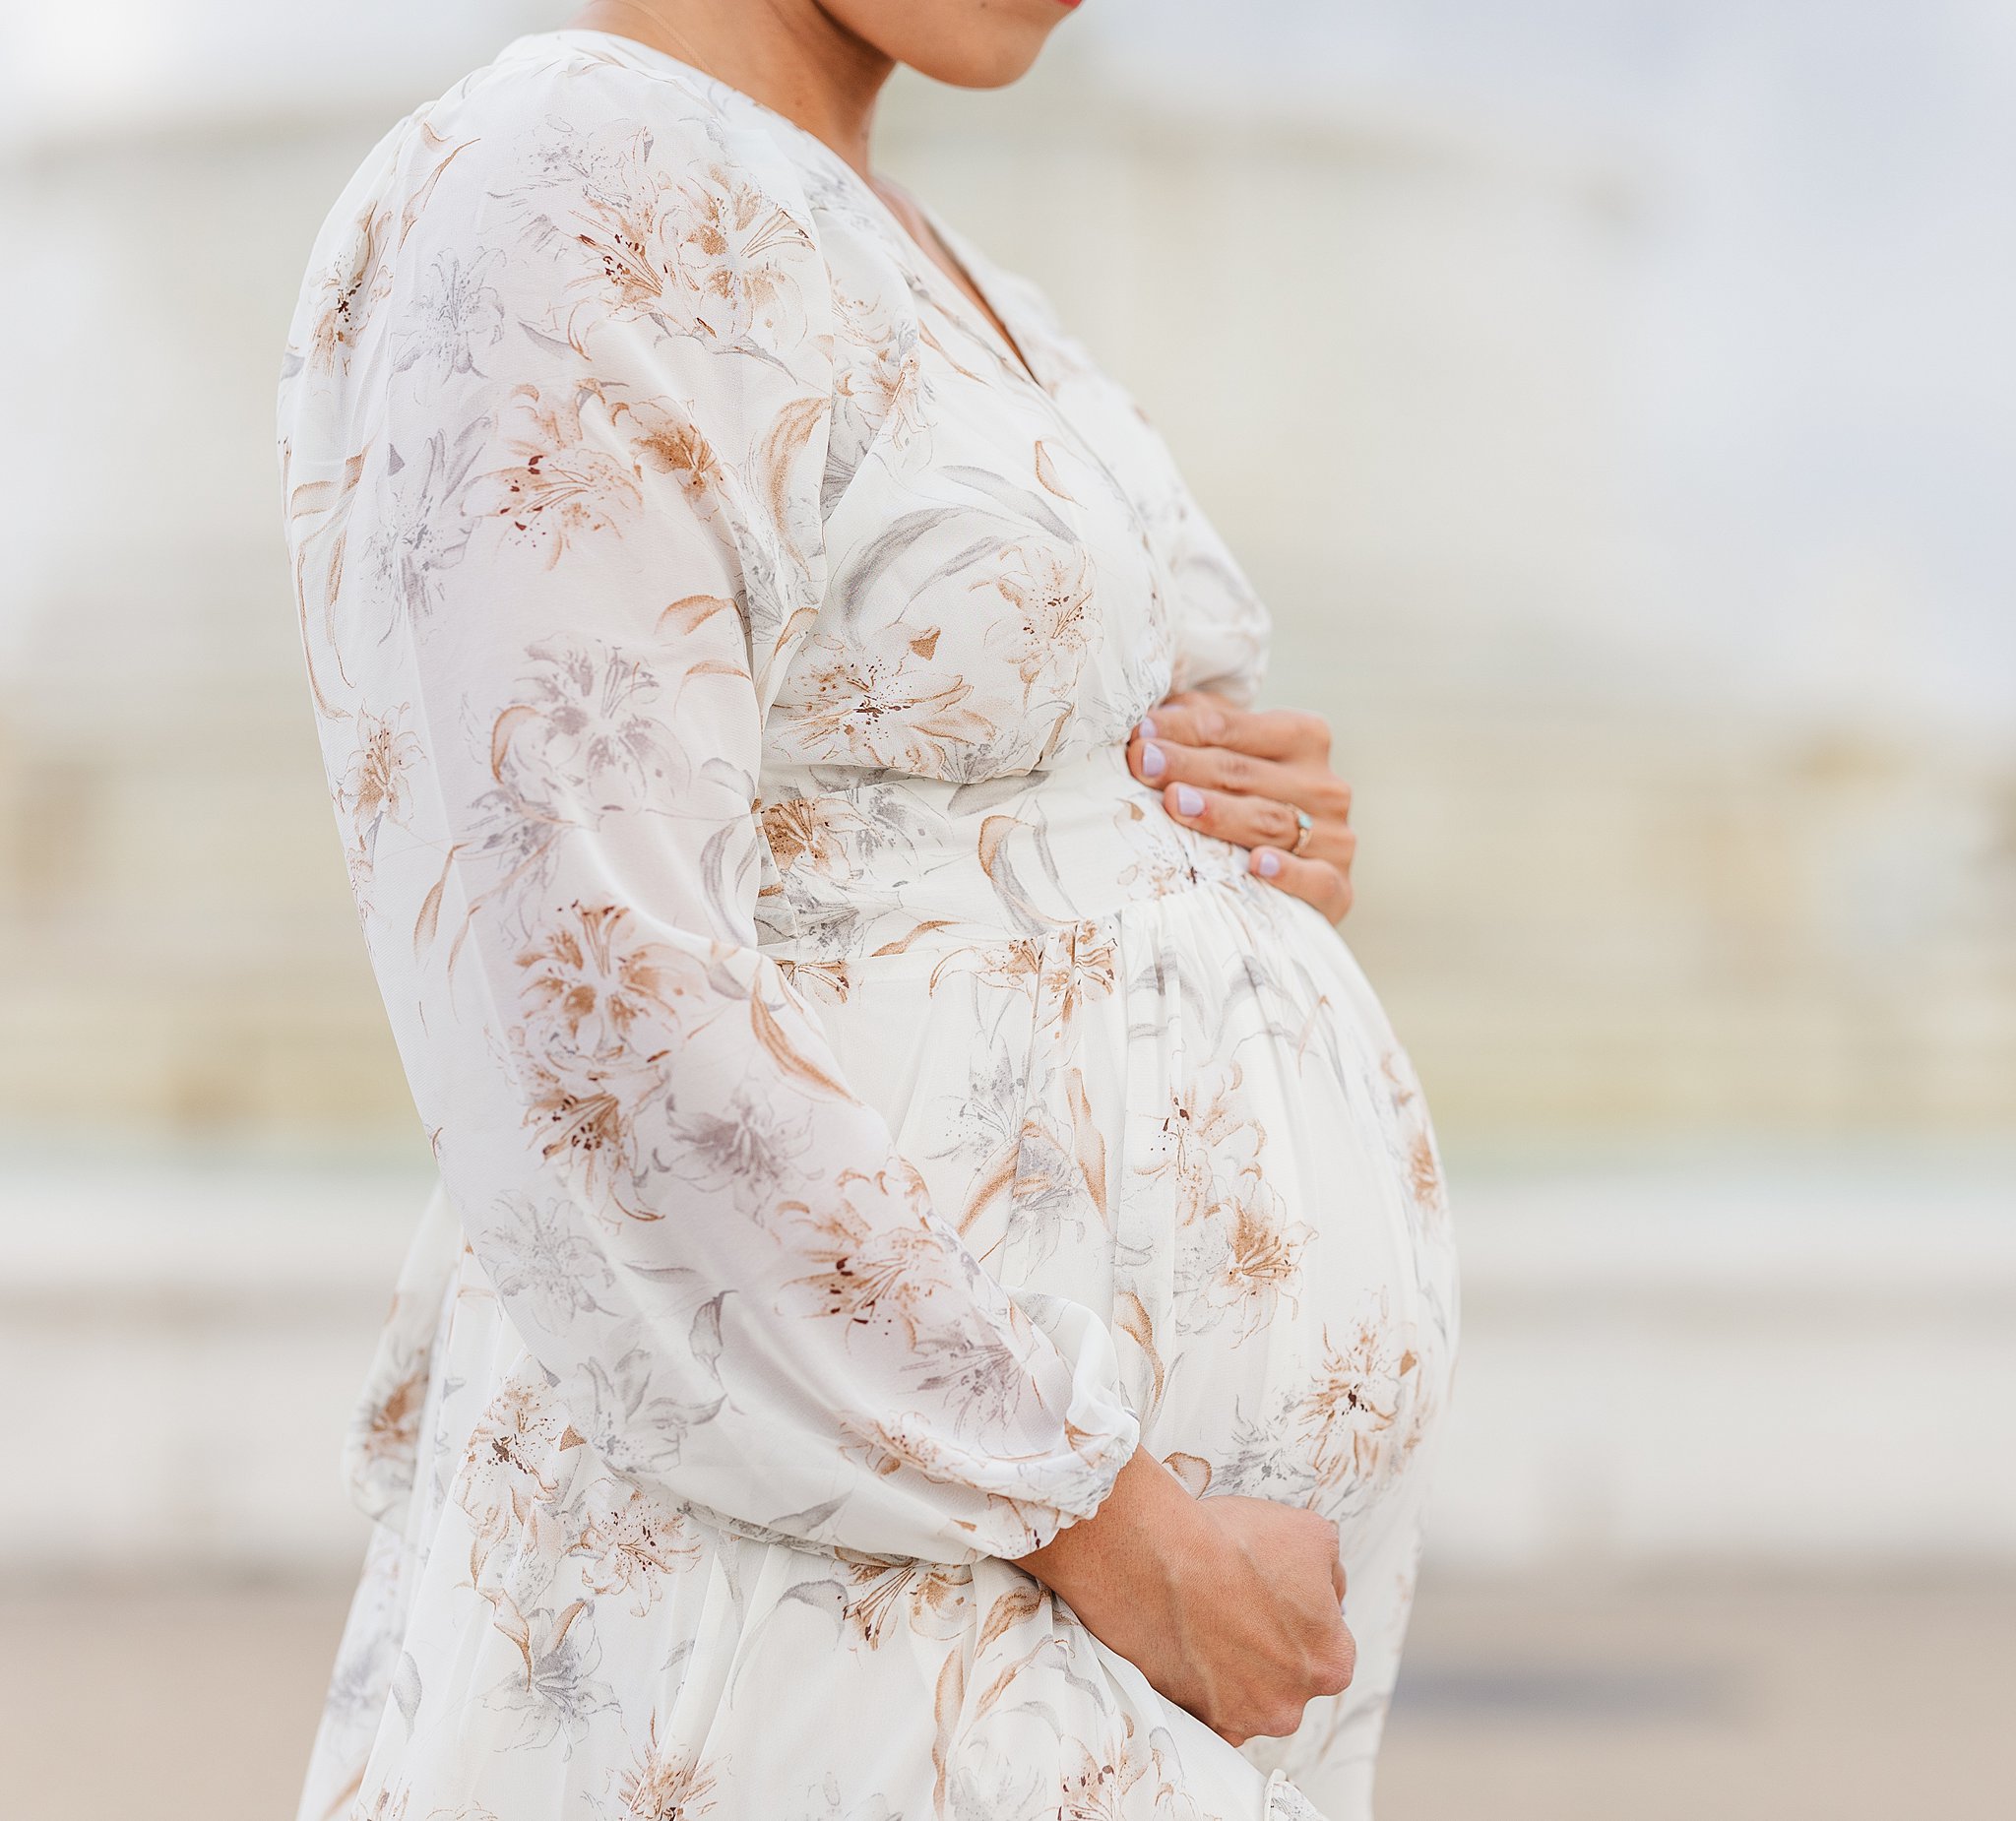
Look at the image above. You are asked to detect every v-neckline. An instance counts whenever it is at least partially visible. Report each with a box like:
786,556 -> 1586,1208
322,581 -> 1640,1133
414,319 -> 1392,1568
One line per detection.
864,180 -> 1048,395
539,29 -> 1052,395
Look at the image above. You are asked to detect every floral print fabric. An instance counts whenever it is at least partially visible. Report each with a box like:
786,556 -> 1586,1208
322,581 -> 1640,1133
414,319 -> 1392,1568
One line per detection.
279,30 -> 1456,1821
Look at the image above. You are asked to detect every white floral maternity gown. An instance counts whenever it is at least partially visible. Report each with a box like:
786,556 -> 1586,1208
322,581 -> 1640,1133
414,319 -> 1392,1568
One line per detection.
278,30 -> 1458,1821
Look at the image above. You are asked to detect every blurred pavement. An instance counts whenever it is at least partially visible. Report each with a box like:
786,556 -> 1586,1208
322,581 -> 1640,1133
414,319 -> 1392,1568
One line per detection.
3,1572 -> 2006,1821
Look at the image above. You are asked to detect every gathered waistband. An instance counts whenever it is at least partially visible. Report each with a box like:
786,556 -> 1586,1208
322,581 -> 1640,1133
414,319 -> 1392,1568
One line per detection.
753,740 -> 1253,968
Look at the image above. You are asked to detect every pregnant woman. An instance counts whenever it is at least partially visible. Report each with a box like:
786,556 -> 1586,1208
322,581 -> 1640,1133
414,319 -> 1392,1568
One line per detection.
279,4 -> 1457,1817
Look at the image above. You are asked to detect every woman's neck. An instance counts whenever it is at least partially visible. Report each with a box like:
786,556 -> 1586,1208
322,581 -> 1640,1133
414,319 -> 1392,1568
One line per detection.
567,0 -> 895,178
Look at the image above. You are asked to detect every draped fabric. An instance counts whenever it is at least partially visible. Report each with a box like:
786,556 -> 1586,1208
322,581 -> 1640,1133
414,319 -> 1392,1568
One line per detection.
279,31 -> 1457,1821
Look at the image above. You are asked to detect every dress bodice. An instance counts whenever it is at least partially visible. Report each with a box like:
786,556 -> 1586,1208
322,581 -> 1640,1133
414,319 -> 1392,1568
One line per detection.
756,177 -> 1178,783
722,72 -> 1267,786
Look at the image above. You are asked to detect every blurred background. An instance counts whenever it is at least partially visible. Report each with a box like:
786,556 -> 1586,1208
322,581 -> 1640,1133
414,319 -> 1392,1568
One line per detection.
2,0 -> 2011,1816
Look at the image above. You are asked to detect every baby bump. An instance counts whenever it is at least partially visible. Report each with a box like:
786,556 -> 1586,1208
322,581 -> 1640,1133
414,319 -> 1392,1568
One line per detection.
809,869 -> 1460,1538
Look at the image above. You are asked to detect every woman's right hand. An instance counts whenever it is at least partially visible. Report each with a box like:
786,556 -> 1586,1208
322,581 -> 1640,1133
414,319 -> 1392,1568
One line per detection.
1014,1446 -> 1355,1745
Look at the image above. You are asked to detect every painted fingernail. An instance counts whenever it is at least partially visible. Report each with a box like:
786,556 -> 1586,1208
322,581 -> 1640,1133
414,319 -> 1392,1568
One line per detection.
1175,784 -> 1205,816
1142,741 -> 1166,778
1256,848 -> 1282,877
1137,716 -> 1159,739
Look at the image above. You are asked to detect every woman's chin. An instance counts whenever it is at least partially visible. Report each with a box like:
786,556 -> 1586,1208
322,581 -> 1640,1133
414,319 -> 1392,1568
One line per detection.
824,0 -> 1074,91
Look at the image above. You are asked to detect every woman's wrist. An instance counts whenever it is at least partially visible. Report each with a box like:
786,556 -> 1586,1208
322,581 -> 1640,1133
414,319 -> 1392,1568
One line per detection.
1011,1444 -> 1207,1624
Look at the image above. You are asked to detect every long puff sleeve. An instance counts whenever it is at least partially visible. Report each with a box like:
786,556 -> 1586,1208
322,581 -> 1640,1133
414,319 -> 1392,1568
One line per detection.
278,57 -> 1137,1564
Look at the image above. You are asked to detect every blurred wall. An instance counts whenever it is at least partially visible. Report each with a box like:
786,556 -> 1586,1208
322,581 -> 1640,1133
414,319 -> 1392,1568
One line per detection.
0,0 -> 2010,1578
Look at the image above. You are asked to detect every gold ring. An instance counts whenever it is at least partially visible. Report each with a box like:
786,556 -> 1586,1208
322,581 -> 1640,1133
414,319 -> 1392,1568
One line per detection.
1290,806 -> 1315,856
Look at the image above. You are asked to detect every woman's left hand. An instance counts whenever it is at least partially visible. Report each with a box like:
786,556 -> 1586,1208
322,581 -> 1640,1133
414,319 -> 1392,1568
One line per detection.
1124,687 -> 1356,923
